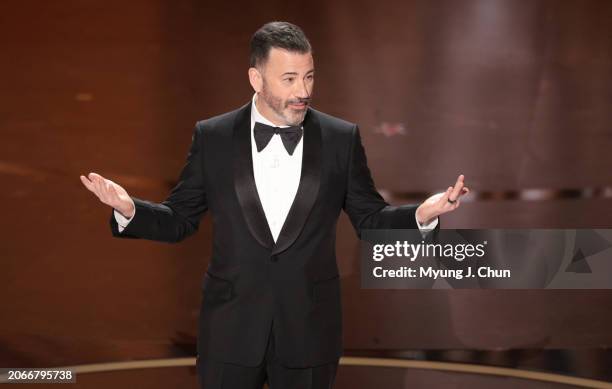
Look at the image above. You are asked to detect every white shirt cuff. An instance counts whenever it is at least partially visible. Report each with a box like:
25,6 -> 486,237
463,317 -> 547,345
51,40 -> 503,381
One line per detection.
416,215 -> 438,235
114,209 -> 134,233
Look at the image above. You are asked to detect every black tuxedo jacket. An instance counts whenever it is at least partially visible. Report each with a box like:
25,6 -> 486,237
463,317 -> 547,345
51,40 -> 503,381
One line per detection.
110,101 -> 435,367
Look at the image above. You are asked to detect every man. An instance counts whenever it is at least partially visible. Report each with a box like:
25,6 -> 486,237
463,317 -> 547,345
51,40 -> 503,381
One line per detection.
81,21 -> 468,389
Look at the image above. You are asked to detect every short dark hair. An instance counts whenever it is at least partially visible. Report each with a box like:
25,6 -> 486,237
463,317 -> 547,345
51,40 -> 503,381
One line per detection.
249,21 -> 312,68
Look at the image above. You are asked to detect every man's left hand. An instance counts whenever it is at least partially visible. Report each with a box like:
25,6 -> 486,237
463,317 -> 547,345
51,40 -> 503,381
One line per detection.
415,174 -> 469,225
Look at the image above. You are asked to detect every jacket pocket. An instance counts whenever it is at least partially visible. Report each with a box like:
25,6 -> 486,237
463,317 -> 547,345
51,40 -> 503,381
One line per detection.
312,275 -> 340,303
202,271 -> 233,302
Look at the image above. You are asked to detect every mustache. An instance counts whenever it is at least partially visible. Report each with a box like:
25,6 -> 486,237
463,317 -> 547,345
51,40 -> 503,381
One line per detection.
286,98 -> 311,105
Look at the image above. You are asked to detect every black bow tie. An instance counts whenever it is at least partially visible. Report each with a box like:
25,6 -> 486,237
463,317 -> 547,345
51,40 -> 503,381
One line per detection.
253,122 -> 303,155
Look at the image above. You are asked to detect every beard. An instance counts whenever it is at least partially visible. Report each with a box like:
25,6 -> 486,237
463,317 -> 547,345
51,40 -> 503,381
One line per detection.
259,82 -> 310,126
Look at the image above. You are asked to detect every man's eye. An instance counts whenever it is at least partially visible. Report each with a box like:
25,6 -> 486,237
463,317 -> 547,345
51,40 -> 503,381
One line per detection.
284,78 -> 295,82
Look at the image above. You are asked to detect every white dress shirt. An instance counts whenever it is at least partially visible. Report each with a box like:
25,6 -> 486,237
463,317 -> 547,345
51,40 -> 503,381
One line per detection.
250,93 -> 303,241
114,93 -> 438,237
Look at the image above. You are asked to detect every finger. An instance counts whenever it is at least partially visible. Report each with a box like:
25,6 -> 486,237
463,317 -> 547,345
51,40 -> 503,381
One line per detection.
101,179 -> 113,203
451,174 -> 464,194
80,175 -> 96,192
438,187 -> 453,204
105,180 -> 115,200
438,187 -> 455,208
458,187 -> 470,197
109,184 -> 119,202
443,199 -> 461,213
90,172 -> 109,194
449,175 -> 465,201
454,186 -> 470,200
98,179 -> 108,201
88,172 -> 104,181
93,175 -> 104,198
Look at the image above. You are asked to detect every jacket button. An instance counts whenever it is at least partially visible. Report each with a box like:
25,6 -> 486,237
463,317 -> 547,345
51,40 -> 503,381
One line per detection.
270,255 -> 279,263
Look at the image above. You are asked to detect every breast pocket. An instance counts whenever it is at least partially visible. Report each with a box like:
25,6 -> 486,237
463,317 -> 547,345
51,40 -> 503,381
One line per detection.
312,275 -> 340,303
202,271 -> 233,302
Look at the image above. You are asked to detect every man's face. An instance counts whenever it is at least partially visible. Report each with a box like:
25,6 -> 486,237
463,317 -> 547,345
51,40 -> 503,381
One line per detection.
250,47 -> 314,126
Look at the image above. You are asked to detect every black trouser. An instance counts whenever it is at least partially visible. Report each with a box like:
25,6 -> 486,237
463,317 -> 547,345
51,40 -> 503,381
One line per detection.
196,324 -> 339,389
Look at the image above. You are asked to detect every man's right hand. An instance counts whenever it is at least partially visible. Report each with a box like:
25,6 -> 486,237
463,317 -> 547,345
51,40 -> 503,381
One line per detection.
80,172 -> 135,218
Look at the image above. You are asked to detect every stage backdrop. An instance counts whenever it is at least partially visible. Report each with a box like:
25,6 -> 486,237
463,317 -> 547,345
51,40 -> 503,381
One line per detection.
1,0 -> 611,381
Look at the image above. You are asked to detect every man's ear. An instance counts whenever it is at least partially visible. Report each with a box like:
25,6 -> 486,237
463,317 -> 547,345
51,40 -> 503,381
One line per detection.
248,67 -> 263,93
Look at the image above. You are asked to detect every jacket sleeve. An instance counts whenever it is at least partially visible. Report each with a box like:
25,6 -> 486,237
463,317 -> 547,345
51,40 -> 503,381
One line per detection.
109,122 -> 208,243
342,125 -> 437,238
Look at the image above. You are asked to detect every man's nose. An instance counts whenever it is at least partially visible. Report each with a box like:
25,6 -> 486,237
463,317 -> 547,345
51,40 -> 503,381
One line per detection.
294,80 -> 310,99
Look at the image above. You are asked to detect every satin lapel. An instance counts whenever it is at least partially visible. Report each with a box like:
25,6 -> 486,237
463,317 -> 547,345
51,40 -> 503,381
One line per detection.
272,108 -> 322,255
233,101 -> 275,249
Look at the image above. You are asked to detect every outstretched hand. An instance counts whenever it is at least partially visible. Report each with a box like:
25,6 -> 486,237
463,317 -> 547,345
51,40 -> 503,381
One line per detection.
80,172 -> 135,218
415,174 -> 469,225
